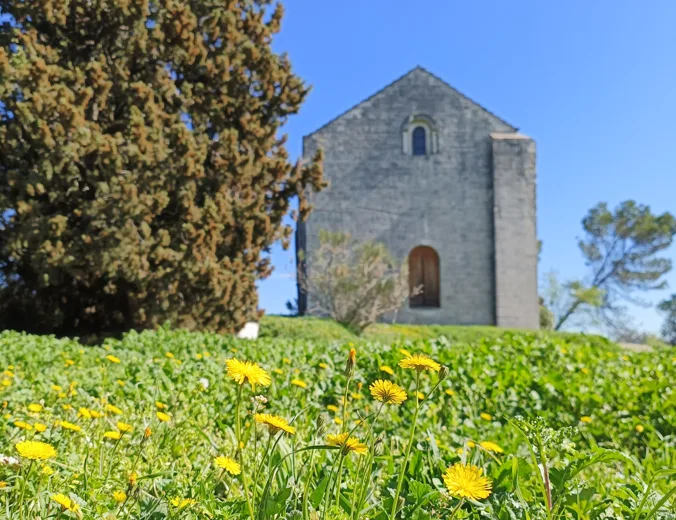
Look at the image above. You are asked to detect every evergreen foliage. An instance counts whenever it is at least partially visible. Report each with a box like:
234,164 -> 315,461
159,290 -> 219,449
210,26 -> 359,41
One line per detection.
0,0 -> 324,337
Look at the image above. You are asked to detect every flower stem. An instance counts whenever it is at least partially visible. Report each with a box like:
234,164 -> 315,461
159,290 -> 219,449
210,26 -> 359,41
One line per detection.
333,453 -> 346,510
449,498 -> 464,519
389,371 -> 421,520
236,385 -> 256,520
301,447 -> 318,520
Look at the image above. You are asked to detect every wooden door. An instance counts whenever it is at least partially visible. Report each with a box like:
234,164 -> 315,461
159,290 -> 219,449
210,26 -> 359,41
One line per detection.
408,246 -> 440,307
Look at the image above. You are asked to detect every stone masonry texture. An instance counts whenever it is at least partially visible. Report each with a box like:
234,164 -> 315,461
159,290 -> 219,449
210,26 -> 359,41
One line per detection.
296,67 -> 538,328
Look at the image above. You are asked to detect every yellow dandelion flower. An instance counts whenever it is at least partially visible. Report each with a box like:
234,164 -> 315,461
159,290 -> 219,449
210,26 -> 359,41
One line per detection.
480,413 -> 492,421
90,410 -> 104,419
15,440 -> 57,460
479,441 -> 504,454
351,392 -> 363,400
622,355 -> 630,361
467,440 -> 476,448
204,351 -> 211,357
398,354 -> 440,372
59,421 -> 81,432
226,359 -> 272,391
28,403 -> 43,413
14,420 -> 32,430
170,497 -> 196,509
580,416 -> 592,423
445,389 -> 455,396
415,391 -> 425,400
78,408 -> 92,419
51,493 -> 79,512
442,463 -> 492,500
456,448 -> 464,455
117,421 -> 133,432
52,385 -> 62,392
106,355 -> 120,364
291,379 -> 307,389
254,414 -> 296,435
326,432 -> 368,456
113,490 -> 127,503
104,431 -> 122,440
105,404 -> 123,415
635,424 -> 644,433
35,423 -> 47,433
214,456 -> 241,475
156,412 -> 171,422
399,348 -> 412,357
61,404 -> 72,411
0,481 -> 7,488
319,362 -> 329,369
165,352 -> 175,359
65,360 -> 75,367
195,353 -> 203,360
560,348 -> 568,354
156,401 -> 167,410
369,380 -> 408,405
129,473 -> 137,486
327,404 -> 339,413
42,465 -> 54,476
116,380 -> 125,386
581,367 -> 590,375
272,368 -> 284,375
282,357 -> 291,364
3,370 -> 13,377
379,365 -> 394,375
1,379 -> 11,387
334,417 -> 343,425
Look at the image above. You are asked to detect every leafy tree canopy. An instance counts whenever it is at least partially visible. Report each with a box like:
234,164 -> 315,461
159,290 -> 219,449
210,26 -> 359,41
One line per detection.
658,294 -> 676,346
0,0 -> 324,339
554,200 -> 676,331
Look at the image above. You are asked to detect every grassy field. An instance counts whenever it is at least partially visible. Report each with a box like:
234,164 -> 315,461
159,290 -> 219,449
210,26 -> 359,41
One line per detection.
0,322 -> 674,519
258,315 -> 615,346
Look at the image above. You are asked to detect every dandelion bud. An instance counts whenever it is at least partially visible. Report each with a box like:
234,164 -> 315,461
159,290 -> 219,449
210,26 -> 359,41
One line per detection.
345,348 -> 357,378
144,427 -> 152,439
438,365 -> 449,381
317,413 -> 329,435
128,472 -> 137,487
374,432 -> 385,455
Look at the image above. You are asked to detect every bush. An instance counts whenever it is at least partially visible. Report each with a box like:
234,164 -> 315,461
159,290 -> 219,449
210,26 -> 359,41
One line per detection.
299,230 -> 415,334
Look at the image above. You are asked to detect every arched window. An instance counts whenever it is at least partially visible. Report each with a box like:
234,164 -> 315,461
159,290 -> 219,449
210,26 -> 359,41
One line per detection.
412,126 -> 427,156
408,246 -> 440,307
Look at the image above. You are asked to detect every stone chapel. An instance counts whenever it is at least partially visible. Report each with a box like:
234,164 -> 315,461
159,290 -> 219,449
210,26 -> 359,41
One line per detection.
296,67 -> 538,328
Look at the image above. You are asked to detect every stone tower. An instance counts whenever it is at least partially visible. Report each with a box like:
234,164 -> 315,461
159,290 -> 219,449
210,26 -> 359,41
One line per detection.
296,67 -> 538,329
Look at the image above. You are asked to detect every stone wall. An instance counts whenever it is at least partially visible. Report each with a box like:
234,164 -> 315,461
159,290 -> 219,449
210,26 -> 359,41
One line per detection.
297,67 -> 538,328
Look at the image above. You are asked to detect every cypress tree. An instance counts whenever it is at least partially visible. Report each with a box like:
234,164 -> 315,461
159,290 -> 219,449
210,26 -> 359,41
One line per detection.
0,0 -> 324,337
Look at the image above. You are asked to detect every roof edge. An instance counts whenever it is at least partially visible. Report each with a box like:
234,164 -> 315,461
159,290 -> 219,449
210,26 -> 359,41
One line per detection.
490,132 -> 532,140
416,66 -> 518,132
304,66 -> 422,139
304,65 -> 519,140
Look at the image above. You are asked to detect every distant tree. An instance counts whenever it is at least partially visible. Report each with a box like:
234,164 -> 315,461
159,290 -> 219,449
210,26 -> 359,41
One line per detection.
0,1 -> 324,338
299,230 -> 417,334
539,296 -> 554,330
554,201 -> 676,331
658,294 -> 676,346
541,271 -> 604,330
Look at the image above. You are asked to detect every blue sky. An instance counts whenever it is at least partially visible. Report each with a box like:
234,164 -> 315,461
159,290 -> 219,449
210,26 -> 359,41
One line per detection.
259,0 -> 676,333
